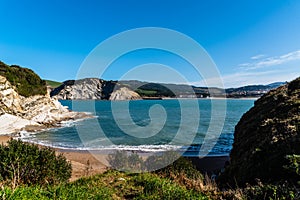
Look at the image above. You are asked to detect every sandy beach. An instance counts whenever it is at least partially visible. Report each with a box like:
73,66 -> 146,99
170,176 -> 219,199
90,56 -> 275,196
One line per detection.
56,150 -> 109,181
0,135 -> 11,144
56,150 -> 229,180
0,135 -> 108,181
0,135 -> 229,181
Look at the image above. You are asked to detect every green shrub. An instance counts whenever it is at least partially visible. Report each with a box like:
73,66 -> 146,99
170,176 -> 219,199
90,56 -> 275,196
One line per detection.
243,183 -> 298,200
144,151 -> 181,172
107,151 -> 144,172
0,139 -> 72,187
107,151 -> 203,180
0,61 -> 47,97
152,153 -> 203,180
284,155 -> 300,176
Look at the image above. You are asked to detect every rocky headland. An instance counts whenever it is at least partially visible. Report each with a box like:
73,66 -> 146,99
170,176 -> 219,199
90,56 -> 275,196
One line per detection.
0,74 -> 88,135
221,76 -> 300,186
50,78 -> 141,100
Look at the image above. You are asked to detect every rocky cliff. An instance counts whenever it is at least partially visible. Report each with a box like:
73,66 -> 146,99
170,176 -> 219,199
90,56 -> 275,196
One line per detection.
222,77 -> 300,186
50,78 -> 141,100
109,87 -> 141,100
0,75 -> 86,134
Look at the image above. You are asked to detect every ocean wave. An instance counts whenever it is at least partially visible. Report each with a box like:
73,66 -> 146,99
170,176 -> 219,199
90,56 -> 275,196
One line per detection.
16,136 -> 190,153
59,113 -> 98,126
17,134 -> 230,157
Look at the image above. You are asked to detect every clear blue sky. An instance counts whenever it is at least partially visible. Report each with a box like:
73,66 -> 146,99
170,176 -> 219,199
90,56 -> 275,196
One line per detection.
0,0 -> 299,87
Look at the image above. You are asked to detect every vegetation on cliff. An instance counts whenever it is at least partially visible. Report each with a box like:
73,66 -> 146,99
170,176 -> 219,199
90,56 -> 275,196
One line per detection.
221,77 -> 300,186
0,61 -> 47,97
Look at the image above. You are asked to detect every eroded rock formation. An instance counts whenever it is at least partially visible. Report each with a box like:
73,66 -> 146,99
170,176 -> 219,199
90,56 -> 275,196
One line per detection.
0,75 -> 87,134
50,78 -> 141,100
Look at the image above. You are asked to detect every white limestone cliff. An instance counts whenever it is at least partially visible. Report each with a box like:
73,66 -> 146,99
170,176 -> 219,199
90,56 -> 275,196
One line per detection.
0,75 -> 88,135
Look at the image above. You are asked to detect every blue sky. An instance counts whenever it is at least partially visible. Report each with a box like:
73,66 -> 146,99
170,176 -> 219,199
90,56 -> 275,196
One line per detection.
0,0 -> 299,87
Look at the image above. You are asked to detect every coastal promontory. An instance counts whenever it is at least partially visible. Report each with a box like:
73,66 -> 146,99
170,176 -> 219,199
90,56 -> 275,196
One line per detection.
50,78 -> 142,100
222,76 -> 300,186
0,62 -> 86,134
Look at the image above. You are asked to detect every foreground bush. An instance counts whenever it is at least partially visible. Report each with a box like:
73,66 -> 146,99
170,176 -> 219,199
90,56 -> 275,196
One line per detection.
107,150 -> 144,172
0,139 -> 72,187
151,152 -> 203,180
107,150 -> 196,174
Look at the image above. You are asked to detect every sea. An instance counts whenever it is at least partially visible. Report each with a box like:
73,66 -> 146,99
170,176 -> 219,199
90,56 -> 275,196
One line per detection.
19,99 -> 254,157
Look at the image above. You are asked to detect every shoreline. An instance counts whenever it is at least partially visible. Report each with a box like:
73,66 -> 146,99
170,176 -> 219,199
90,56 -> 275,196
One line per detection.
0,112 -> 93,136
64,97 -> 258,101
54,148 -> 230,176
0,135 -> 229,181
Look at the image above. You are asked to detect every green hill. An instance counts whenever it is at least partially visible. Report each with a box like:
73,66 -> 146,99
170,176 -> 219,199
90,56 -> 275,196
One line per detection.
45,79 -> 62,88
0,61 -> 47,97
221,77 -> 300,186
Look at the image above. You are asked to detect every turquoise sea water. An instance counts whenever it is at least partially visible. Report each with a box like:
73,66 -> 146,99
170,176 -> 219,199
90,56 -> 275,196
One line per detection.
19,99 -> 254,156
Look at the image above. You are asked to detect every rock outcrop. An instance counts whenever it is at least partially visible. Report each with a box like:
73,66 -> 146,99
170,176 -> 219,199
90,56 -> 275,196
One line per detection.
51,78 -> 141,100
0,75 -> 87,134
109,87 -> 141,100
222,77 -> 300,185
50,79 -> 103,100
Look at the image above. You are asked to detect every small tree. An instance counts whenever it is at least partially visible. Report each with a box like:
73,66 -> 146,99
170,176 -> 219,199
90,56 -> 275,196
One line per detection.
0,139 -> 72,187
107,151 -> 144,172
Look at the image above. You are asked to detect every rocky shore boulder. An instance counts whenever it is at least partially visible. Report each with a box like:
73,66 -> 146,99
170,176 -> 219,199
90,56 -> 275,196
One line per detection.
222,77 -> 300,186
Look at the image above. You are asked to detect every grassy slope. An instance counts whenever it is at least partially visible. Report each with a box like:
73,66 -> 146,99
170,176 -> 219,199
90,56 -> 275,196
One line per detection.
45,79 -> 62,88
0,171 -> 208,199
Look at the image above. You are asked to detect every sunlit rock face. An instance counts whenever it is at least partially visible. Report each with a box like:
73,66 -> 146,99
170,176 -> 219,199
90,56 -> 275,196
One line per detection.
50,78 -> 141,100
0,75 -> 87,134
109,87 -> 141,100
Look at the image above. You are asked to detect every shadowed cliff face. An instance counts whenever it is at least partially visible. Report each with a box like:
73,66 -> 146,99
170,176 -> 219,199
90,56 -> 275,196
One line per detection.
221,77 -> 300,186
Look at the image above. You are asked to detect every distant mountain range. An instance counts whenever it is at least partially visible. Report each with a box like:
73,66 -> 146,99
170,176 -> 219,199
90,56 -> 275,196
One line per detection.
225,82 -> 286,98
49,78 -> 287,99
121,80 -> 286,98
